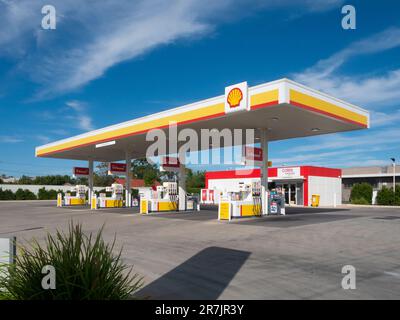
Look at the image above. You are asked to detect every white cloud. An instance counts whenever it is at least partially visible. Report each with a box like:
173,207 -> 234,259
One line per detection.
281,127 -> 400,154
271,147 -> 398,168
371,109 -> 400,127
336,159 -> 391,168
0,0 -> 344,98
49,128 -> 69,136
66,100 -> 85,112
293,28 -> 400,108
77,115 -> 94,131
65,100 -> 94,131
0,135 -> 23,143
272,145 -> 391,164
287,27 -> 400,168
35,135 -> 51,144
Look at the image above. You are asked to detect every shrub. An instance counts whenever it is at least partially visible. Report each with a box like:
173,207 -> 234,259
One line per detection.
38,188 -> 59,200
395,186 -> 400,206
48,189 -> 59,200
350,183 -> 373,204
0,222 -> 143,300
376,186 -> 395,206
350,197 -> 370,205
38,187 -> 48,200
0,188 -> 16,200
15,188 -> 37,200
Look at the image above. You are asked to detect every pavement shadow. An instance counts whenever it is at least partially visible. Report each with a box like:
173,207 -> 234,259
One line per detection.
144,210 -> 217,221
136,246 -> 251,300
200,205 -> 350,215
285,207 -> 350,214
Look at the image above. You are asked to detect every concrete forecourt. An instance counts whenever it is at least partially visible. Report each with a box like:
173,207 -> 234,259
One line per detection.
0,200 -> 399,299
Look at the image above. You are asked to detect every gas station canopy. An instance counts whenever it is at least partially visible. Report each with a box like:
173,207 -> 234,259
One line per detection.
35,78 -> 369,162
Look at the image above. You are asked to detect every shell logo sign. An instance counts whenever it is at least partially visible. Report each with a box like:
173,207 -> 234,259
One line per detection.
227,88 -> 243,108
225,81 -> 248,113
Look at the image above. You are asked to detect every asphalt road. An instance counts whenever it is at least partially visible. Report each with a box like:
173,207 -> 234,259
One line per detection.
0,201 -> 399,299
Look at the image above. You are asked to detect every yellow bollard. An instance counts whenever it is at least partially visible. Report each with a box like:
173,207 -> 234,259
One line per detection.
57,193 -> 62,207
140,199 -> 148,214
91,194 -> 97,210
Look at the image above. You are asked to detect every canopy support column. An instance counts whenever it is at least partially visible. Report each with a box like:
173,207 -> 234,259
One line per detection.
88,159 -> 94,205
125,152 -> 131,207
178,159 -> 186,211
260,128 -> 269,215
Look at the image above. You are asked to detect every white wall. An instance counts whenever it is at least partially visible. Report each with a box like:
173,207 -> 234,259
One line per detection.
0,184 -> 104,196
308,176 -> 342,206
207,178 -> 258,193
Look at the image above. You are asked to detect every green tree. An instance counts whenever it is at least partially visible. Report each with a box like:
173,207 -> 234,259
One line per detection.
350,183 -> 373,205
93,162 -> 115,187
131,158 -> 159,180
18,176 -> 33,185
33,175 -> 75,185
143,170 -> 158,186
186,169 -> 205,194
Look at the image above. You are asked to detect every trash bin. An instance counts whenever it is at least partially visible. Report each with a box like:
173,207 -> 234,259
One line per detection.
311,194 -> 320,207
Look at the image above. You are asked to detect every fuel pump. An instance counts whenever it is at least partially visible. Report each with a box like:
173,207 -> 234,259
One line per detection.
219,181 -> 264,220
148,182 -> 178,212
251,181 -> 262,216
63,185 -> 87,206
97,183 -> 124,208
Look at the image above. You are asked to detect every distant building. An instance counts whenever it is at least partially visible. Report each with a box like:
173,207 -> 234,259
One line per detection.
342,165 -> 400,203
114,178 -> 160,189
1,176 -> 18,183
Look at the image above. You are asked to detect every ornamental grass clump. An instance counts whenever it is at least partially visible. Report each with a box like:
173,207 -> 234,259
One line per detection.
0,222 -> 143,300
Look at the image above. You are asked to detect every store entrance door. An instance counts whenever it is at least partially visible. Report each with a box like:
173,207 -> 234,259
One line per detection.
277,181 -> 303,206
283,184 -> 289,204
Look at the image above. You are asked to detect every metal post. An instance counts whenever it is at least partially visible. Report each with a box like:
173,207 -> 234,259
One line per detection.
125,152 -> 131,207
88,159 -> 94,205
178,156 -> 186,211
393,161 -> 396,194
260,128 -> 269,215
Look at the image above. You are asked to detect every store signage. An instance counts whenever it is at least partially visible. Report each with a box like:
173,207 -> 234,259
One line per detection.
160,157 -> 180,172
225,81 -> 248,114
73,167 -> 89,177
242,146 -> 263,166
277,167 -> 301,178
108,163 -> 127,175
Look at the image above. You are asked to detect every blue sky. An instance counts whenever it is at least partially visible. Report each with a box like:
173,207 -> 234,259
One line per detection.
0,0 -> 399,176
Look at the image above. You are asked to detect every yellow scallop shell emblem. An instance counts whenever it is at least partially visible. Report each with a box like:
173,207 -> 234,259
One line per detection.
227,88 -> 243,108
